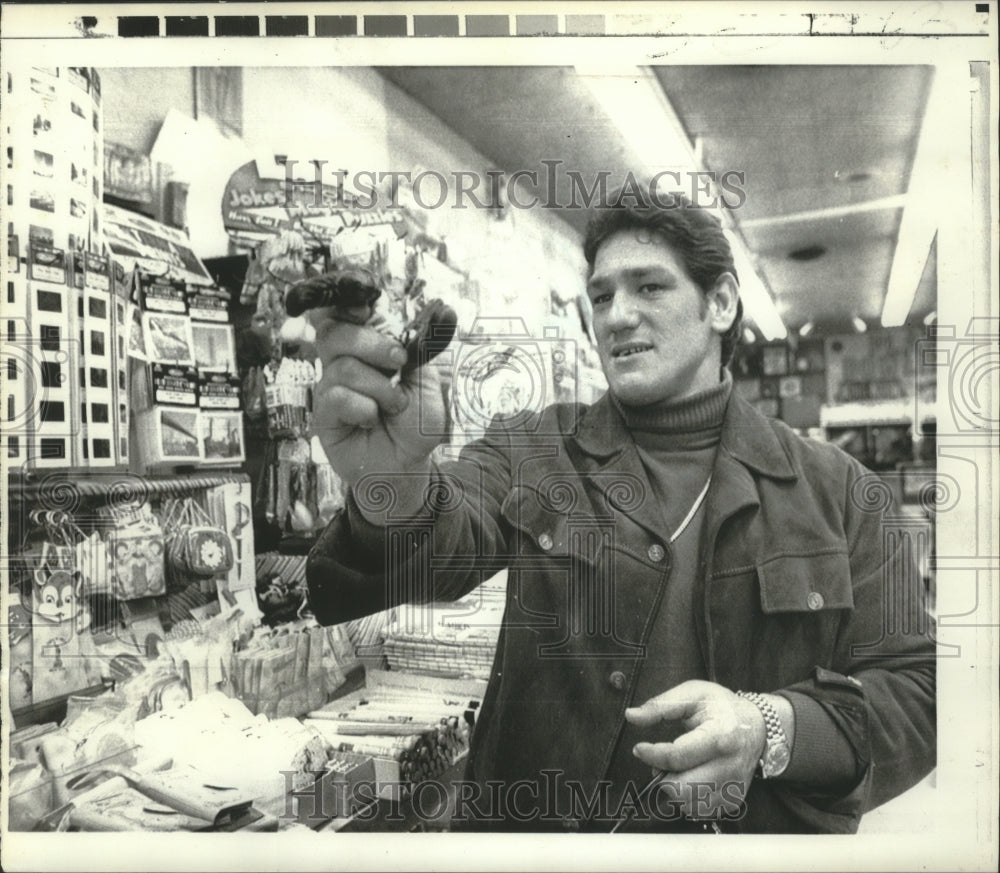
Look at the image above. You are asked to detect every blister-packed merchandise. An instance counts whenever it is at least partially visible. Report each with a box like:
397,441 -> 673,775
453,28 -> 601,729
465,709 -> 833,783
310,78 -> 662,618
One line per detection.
161,497 -> 234,580
98,502 -> 166,600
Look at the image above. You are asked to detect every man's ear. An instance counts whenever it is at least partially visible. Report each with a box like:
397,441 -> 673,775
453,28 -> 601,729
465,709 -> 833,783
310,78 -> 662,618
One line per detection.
705,273 -> 740,335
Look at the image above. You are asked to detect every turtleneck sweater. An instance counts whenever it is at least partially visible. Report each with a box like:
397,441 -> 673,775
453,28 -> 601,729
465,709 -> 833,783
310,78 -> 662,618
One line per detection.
613,371 -> 730,542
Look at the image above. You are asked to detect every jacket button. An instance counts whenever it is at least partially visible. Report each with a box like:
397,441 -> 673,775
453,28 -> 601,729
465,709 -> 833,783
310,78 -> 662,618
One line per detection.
609,670 -> 627,690
807,591 -> 825,610
538,533 -> 553,551
647,543 -> 665,562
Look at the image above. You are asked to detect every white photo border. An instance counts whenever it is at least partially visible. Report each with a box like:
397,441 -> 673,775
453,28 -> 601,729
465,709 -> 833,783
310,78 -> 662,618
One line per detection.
0,3 -> 997,872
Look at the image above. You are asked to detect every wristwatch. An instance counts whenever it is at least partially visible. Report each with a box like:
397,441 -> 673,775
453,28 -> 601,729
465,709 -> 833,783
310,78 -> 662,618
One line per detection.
737,691 -> 790,779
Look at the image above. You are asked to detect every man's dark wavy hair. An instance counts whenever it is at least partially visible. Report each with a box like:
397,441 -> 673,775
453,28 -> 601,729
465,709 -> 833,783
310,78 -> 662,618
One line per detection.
583,188 -> 744,366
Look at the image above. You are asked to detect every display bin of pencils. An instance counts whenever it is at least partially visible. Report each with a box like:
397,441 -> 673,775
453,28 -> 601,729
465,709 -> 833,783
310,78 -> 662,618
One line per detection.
302,670 -> 486,796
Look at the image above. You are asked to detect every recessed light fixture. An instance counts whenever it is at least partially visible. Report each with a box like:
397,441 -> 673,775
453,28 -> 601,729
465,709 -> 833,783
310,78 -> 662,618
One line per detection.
798,321 -> 814,338
852,316 -> 868,333
788,244 -> 827,262
742,327 -> 757,344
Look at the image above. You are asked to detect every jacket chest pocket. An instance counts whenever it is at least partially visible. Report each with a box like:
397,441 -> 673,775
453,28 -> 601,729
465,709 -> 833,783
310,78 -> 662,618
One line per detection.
757,551 -> 854,614
500,485 -> 613,562
710,551 -> 854,690
756,550 -> 853,686
499,486 -> 650,658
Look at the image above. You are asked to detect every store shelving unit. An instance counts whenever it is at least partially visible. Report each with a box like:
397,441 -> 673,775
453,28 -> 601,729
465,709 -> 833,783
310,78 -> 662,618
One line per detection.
6,470 -> 253,727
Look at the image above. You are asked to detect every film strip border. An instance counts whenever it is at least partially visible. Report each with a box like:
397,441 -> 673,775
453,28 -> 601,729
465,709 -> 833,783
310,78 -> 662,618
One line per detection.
120,14 -> 599,37
60,6 -> 991,39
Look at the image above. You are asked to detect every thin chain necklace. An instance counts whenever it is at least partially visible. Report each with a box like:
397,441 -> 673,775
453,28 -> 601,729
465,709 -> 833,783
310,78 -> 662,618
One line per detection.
667,475 -> 712,544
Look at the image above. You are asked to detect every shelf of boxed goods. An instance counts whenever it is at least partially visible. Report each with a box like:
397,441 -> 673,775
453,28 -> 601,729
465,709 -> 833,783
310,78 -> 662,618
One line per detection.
304,668 -> 489,832
298,576 -> 506,831
250,545 -> 496,829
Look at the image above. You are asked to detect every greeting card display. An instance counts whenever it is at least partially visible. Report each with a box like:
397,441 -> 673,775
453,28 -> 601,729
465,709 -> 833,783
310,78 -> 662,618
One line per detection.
140,275 -> 187,314
28,245 -> 67,284
78,277 -> 116,466
198,373 -> 241,410
191,323 -> 236,373
186,284 -> 229,323
135,406 -> 203,466
23,277 -> 80,467
200,410 -> 245,466
9,68 -> 106,464
149,364 -> 199,406
143,313 -> 195,366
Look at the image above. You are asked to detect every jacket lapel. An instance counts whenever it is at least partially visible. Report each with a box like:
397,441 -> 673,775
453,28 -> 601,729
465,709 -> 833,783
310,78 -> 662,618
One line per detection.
569,388 -> 799,541
569,393 -> 675,539
697,392 -> 800,677
704,391 -> 799,542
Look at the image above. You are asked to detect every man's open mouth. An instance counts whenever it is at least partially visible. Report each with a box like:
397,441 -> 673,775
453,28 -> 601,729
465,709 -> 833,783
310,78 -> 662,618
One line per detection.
611,343 -> 654,359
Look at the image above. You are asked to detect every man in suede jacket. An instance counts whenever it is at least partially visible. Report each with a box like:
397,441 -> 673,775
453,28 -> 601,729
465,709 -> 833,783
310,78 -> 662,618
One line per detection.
305,190 -> 936,833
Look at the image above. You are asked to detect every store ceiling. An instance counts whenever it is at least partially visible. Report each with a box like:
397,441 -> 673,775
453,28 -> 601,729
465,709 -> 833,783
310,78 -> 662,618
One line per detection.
378,65 -> 937,336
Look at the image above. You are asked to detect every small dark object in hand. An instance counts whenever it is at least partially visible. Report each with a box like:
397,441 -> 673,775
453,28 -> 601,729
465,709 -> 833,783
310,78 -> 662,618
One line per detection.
399,298 -> 458,376
284,267 -> 382,321
285,268 -> 457,373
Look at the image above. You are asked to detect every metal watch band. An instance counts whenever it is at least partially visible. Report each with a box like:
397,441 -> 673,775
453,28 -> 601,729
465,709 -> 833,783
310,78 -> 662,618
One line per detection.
737,690 -> 790,779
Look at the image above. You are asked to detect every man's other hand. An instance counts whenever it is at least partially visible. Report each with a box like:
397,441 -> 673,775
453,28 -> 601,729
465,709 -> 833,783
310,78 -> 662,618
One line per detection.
625,680 -> 769,820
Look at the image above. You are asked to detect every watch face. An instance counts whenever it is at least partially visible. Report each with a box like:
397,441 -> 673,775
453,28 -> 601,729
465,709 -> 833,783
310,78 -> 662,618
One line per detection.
763,742 -> 791,778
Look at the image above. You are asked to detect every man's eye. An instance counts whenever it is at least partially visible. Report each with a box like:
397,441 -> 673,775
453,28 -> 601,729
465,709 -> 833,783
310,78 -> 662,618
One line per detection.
591,293 -> 612,306
638,283 -> 666,294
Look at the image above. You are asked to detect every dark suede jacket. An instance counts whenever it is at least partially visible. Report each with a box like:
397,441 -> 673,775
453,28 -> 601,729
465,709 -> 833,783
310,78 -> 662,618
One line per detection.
307,390 -> 936,833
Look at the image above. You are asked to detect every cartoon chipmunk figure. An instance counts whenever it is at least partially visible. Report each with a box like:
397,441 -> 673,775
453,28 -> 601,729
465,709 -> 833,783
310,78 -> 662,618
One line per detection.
18,536 -> 102,702
29,561 -> 87,675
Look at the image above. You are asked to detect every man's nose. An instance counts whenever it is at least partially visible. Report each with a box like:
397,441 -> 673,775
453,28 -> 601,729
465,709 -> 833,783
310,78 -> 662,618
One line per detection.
605,290 -> 640,330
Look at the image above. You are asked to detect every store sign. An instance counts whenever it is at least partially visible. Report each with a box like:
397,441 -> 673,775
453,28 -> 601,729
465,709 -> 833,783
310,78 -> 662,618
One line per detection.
103,203 -> 213,285
221,161 -> 407,240
104,141 -> 153,204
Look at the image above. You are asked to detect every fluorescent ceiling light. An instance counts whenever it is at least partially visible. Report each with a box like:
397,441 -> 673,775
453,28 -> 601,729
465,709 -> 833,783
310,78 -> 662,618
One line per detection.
575,66 -> 787,342
799,322 -> 814,338
726,230 -> 788,341
740,194 -> 907,230
574,66 -> 695,173
852,316 -> 868,334
881,64 -> 964,327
